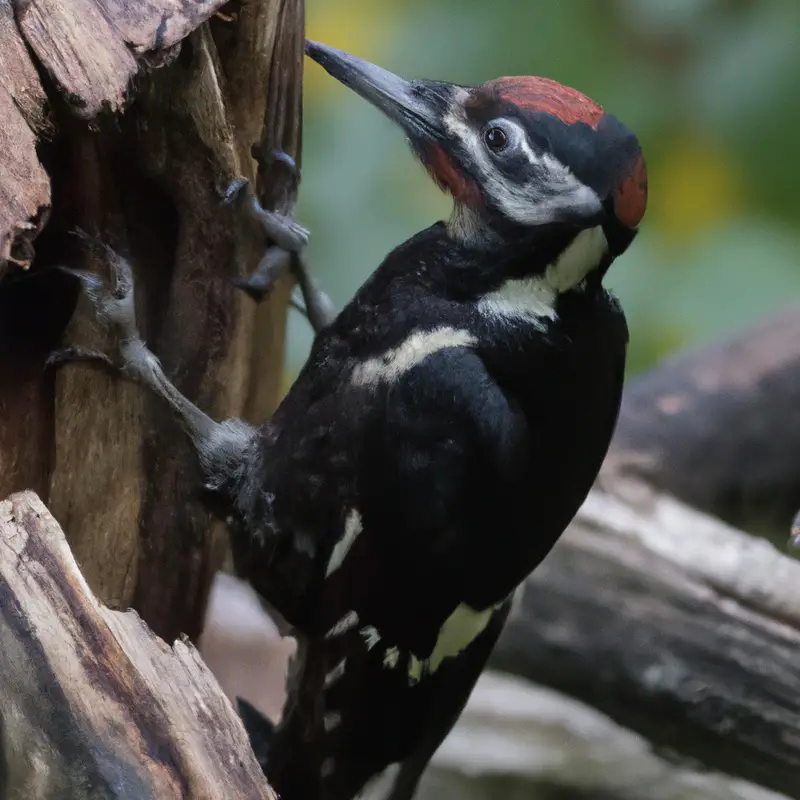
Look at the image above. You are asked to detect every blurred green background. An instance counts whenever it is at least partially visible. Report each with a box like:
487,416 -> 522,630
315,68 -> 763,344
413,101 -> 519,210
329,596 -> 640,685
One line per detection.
287,0 -> 800,383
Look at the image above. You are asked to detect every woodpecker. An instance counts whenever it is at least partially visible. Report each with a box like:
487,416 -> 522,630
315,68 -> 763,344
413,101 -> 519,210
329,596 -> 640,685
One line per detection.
56,40 -> 647,800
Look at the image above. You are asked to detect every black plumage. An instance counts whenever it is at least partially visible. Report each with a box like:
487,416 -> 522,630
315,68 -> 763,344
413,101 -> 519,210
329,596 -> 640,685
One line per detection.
231,223 -> 628,799
58,40 -> 646,800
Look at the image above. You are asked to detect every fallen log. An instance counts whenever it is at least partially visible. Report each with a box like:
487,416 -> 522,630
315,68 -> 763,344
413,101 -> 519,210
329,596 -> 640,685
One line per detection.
0,490 -> 274,799
492,479 -> 800,798
413,672 -> 785,800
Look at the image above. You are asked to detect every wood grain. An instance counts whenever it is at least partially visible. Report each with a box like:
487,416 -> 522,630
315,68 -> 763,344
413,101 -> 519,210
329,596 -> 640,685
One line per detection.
492,480 -> 800,798
0,491 -> 275,799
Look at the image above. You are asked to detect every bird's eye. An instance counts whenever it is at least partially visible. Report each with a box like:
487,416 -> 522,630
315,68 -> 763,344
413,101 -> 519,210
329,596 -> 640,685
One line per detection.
483,126 -> 508,153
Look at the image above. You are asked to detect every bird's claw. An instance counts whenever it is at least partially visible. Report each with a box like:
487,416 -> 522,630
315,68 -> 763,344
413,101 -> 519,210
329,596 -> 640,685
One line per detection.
224,176 -> 309,253
226,149 -> 336,331
222,176 -> 250,205
250,144 -> 299,179
45,345 -> 116,372
232,246 -> 293,303
67,255 -> 138,338
50,247 -> 145,378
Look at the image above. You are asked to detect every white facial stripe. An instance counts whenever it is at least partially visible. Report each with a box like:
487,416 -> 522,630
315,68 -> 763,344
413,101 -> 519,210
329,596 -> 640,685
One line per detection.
442,104 -> 602,226
351,326 -> 477,386
544,224 -> 608,292
477,275 -> 558,328
325,509 -> 363,577
477,225 -> 608,324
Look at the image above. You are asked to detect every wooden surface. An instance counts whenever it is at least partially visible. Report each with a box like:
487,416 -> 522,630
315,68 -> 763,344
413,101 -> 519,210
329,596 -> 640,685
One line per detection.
404,672 -> 785,800
491,479 -> 800,798
0,1 -> 50,272
0,0 -> 305,643
0,491 -> 274,799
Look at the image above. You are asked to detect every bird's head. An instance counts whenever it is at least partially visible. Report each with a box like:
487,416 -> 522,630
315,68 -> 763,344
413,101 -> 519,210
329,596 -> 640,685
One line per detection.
306,41 -> 647,271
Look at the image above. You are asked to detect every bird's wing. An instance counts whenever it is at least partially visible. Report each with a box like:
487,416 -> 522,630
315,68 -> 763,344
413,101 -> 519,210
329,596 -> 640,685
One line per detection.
320,344 -> 531,657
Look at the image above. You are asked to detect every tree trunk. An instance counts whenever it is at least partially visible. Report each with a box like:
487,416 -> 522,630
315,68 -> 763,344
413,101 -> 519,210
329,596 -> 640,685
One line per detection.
0,0 -> 304,642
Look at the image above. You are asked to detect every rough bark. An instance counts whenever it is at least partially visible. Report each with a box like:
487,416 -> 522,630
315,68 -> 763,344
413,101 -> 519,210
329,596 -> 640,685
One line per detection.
0,0 -> 304,642
0,490 -> 274,799
491,479 -> 800,798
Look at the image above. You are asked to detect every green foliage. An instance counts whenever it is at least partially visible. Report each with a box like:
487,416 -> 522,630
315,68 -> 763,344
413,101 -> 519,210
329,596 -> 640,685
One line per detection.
288,0 -> 800,379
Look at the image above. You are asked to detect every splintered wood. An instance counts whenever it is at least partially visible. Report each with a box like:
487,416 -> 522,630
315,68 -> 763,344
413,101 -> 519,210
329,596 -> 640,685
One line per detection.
0,0 -> 231,276
0,491 -> 274,799
0,2 -> 50,270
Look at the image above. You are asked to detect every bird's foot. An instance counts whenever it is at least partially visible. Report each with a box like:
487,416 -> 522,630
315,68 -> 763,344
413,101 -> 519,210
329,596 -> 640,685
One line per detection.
223,174 -> 308,254
231,244 -> 293,303
48,237 -> 149,382
51,234 -> 220,449
224,149 -> 337,333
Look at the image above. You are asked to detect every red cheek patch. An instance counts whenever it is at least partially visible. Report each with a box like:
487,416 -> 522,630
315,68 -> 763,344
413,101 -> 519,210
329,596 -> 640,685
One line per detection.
613,153 -> 648,228
422,143 -> 483,208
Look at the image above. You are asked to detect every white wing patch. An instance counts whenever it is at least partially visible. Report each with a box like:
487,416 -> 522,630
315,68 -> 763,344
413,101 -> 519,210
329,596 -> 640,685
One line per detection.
382,646 -> 401,669
425,601 -> 504,674
359,625 -> 382,650
324,658 -> 347,688
324,711 -> 342,732
325,508 -> 363,578
351,326 -> 477,386
478,226 -> 608,324
360,599 -> 506,686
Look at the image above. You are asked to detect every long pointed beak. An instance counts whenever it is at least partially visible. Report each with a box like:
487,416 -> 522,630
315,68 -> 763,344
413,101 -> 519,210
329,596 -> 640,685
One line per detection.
305,41 -> 446,142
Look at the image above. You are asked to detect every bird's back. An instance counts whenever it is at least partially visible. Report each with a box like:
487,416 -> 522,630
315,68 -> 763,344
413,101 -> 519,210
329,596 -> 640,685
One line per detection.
228,224 -> 628,799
